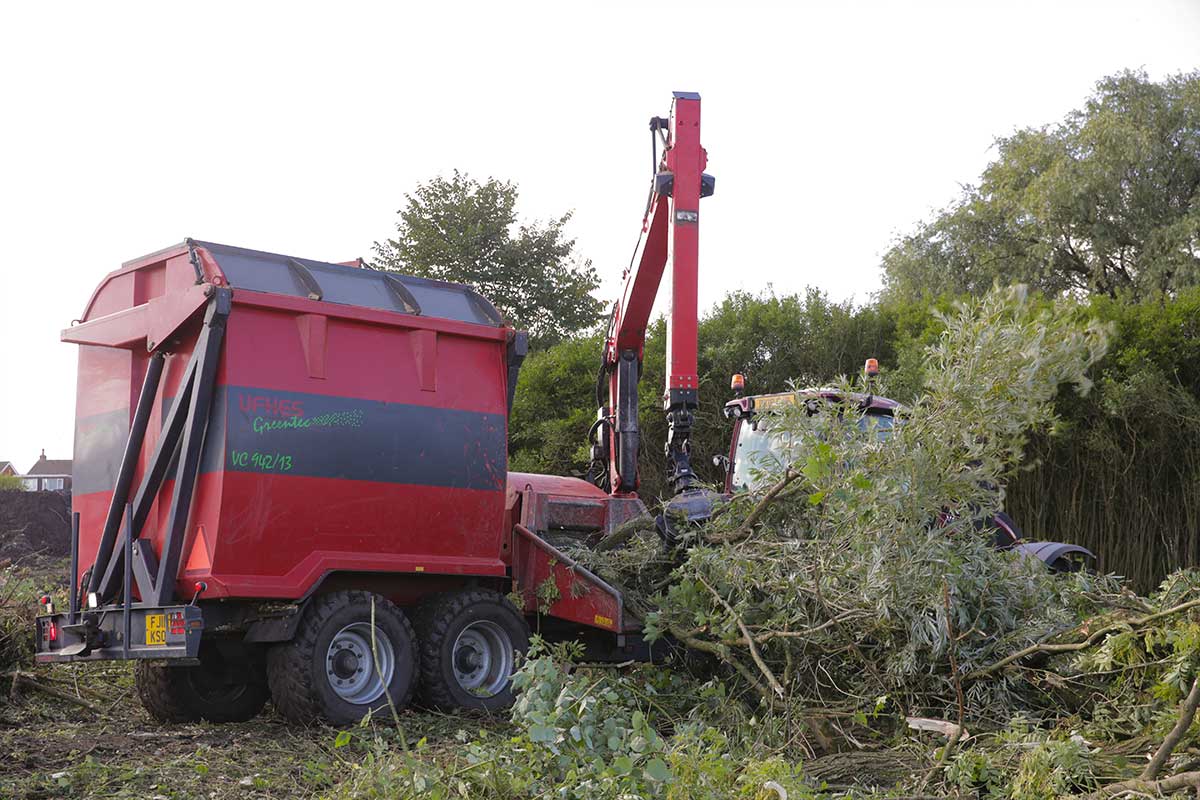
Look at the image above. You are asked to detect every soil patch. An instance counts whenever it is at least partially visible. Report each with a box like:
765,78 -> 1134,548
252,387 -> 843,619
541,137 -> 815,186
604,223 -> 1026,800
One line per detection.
0,491 -> 71,565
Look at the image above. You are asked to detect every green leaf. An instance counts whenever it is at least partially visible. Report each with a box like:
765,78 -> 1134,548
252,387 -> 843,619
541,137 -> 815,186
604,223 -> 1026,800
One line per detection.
612,755 -> 634,775
333,730 -> 352,749
644,757 -> 673,783
528,724 -> 557,743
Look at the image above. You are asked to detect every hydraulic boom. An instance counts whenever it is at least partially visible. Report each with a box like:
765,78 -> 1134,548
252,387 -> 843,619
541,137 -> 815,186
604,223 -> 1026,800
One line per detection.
589,91 -> 715,499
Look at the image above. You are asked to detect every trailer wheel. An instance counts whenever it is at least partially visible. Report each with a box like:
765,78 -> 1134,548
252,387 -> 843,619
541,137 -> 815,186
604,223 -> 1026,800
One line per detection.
266,591 -> 417,725
135,643 -> 269,723
415,589 -> 530,712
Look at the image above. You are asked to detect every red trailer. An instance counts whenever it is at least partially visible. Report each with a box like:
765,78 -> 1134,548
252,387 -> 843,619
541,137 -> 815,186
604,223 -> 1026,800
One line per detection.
35,91 -> 713,725
35,240 -> 647,724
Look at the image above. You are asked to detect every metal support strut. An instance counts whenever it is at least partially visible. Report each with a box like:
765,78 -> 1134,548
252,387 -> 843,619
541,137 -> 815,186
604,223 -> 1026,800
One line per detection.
90,289 -> 231,607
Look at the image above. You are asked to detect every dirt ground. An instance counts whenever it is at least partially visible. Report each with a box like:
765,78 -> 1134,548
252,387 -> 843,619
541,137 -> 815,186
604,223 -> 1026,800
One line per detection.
0,656 -> 507,800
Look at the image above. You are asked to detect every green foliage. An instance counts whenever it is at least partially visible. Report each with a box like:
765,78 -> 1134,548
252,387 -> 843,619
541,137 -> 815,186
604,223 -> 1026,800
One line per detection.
946,728 -> 1098,800
0,571 -> 39,673
372,170 -> 603,347
327,645 -> 806,799
1006,287 -> 1200,589
508,334 -> 601,474
0,474 -> 24,492
883,70 -> 1200,301
583,286 -> 1113,724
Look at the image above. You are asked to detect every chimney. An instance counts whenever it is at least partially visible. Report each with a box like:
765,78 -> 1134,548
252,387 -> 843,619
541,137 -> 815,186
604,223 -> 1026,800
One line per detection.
39,449 -> 46,460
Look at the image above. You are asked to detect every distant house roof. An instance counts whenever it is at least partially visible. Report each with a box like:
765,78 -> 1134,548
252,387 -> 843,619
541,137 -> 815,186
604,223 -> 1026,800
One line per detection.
27,452 -> 72,476
0,461 -> 16,475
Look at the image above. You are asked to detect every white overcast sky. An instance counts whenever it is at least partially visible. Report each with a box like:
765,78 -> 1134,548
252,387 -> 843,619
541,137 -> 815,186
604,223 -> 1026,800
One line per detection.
1,1 -> 1197,469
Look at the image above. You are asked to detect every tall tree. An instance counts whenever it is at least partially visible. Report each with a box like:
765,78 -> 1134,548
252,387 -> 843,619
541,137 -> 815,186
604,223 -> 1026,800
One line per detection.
372,171 -> 602,347
883,70 -> 1200,300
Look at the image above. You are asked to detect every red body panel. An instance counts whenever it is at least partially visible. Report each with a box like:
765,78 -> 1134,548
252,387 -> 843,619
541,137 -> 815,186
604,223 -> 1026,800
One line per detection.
70,243 -> 511,603
511,525 -> 628,633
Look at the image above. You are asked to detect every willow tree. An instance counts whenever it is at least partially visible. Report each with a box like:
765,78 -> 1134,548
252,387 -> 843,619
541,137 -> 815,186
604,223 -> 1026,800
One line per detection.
883,70 -> 1200,300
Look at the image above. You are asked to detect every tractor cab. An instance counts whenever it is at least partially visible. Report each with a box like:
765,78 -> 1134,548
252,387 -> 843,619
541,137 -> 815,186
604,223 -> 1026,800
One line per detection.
715,366 -> 1095,572
719,386 -> 902,493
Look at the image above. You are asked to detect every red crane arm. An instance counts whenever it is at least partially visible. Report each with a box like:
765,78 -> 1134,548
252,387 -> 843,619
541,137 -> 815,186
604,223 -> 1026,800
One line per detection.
591,92 -> 713,497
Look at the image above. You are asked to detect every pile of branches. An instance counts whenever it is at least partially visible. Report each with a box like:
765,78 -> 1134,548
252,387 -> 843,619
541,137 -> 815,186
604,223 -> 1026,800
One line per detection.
577,286 -> 1114,723
485,285 -> 1200,798
543,287 -> 1200,793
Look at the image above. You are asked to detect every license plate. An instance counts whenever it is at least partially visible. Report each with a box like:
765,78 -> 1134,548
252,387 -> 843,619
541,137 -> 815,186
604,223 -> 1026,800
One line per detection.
145,614 -> 166,646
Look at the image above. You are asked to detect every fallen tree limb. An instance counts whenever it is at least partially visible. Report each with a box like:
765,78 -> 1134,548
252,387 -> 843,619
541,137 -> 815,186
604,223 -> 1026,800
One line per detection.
697,575 -> 784,698
705,468 -> 800,546
1087,770 -> 1200,798
965,597 -> 1200,682
918,724 -> 964,792
595,514 -> 656,552
5,671 -> 100,711
1142,672 -> 1200,780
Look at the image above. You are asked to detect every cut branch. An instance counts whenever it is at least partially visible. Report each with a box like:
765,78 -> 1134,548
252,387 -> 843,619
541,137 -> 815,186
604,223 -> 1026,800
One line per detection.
6,671 -> 100,712
1086,770 -> 1200,799
595,514 -> 655,552
697,575 -> 785,698
1142,672 -> 1200,780
966,597 -> 1200,682
705,468 -> 800,545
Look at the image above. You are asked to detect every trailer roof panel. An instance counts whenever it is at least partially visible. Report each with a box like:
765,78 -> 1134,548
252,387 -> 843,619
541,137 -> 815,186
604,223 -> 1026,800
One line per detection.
194,241 -> 504,327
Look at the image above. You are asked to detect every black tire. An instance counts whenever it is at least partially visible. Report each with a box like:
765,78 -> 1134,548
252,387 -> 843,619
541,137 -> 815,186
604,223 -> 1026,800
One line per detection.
414,589 -> 530,712
135,642 -> 269,723
266,590 -> 417,726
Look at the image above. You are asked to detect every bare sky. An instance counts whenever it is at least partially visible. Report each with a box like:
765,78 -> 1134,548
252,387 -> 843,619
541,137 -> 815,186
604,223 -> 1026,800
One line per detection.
1,1 -> 1197,469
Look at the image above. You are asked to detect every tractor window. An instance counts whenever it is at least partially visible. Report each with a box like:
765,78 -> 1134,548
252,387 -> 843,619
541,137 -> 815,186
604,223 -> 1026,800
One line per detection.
861,412 -> 896,439
731,420 -> 798,492
731,410 -> 898,491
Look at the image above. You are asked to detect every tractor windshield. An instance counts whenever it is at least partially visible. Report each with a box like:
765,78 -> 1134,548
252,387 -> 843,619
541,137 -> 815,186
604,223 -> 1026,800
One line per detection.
731,410 -> 897,492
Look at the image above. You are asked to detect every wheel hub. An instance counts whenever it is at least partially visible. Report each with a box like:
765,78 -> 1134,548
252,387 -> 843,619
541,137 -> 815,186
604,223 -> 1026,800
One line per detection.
455,645 -> 481,673
332,648 -> 359,679
326,623 -> 394,705
451,621 -> 513,698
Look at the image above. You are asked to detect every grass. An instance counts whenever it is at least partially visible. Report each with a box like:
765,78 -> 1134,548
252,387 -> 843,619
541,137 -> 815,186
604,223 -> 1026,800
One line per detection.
0,659 -> 513,800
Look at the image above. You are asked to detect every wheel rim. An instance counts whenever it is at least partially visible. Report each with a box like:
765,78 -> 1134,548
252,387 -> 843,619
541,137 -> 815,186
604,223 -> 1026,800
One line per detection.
326,623 -> 394,705
451,620 -> 513,698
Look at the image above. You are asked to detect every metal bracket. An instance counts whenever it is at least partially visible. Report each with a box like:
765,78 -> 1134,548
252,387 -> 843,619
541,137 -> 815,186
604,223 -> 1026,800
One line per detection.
90,290 -> 231,606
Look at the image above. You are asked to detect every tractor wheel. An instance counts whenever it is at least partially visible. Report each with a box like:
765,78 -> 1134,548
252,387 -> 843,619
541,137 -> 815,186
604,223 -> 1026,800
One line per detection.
135,642 -> 269,723
414,589 -> 530,712
266,591 -> 417,725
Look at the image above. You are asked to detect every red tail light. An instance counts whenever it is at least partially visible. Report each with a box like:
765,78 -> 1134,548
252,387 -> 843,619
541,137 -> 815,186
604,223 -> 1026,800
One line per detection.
47,621 -> 58,642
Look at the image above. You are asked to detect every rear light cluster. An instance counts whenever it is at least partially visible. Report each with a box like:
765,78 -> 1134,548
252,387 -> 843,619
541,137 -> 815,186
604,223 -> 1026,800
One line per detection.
42,620 -> 58,643
168,611 -> 186,636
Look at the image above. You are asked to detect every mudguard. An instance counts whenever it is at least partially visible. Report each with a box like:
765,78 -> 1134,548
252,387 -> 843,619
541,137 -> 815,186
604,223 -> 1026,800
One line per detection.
1013,541 -> 1096,573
